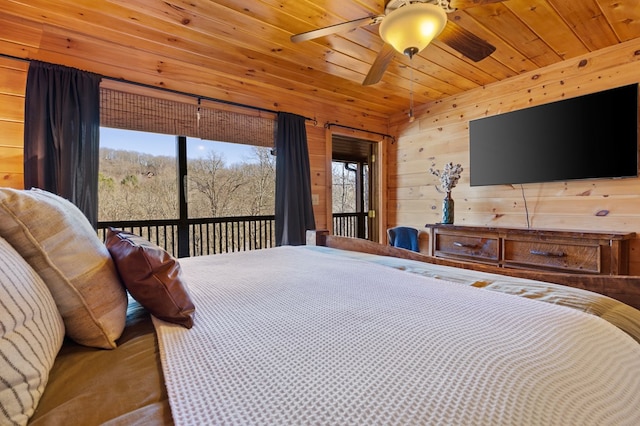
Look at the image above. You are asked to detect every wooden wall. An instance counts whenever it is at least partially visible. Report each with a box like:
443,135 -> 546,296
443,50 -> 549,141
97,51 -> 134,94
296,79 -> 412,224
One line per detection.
0,8 -> 394,234
0,57 -> 26,188
4,32 -> 640,273
388,37 -> 640,274
0,56 -> 390,234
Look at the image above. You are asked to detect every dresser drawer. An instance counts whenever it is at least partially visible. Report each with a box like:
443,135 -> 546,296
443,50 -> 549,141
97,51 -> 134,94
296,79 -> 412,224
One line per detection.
503,239 -> 600,273
426,225 -> 633,276
434,233 -> 499,263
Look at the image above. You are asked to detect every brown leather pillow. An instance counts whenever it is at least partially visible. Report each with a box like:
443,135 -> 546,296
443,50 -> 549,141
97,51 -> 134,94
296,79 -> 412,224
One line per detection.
105,228 -> 195,328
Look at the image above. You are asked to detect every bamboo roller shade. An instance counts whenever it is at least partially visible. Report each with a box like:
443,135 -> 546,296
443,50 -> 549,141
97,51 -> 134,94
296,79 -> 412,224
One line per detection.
100,87 -> 276,148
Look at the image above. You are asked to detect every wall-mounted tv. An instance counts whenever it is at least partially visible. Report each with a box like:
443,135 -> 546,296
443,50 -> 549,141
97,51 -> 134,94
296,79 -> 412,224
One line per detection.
469,83 -> 638,186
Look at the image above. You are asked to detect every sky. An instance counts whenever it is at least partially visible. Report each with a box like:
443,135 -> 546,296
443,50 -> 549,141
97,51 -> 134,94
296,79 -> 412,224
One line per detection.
100,127 -> 258,165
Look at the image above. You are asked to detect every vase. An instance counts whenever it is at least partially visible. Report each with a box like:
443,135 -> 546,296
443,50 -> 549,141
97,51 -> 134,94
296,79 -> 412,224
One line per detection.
442,193 -> 454,224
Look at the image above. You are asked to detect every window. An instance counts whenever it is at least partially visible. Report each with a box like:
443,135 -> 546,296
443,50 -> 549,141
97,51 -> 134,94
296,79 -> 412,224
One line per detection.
332,161 -> 358,213
186,138 -> 275,219
99,128 -> 177,221
98,82 -> 279,256
99,129 -> 276,221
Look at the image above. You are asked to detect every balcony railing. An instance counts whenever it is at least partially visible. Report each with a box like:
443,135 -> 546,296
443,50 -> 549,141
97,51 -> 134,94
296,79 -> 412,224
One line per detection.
98,215 -> 275,258
98,212 -> 367,258
333,212 -> 368,240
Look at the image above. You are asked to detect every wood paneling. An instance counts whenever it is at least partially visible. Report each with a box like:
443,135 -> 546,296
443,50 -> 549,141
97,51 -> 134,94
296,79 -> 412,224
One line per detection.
388,37 -> 640,274
0,93 -> 24,123
2,1 -> 640,119
0,121 -> 23,148
0,146 -> 23,188
307,122 -> 329,230
0,57 -> 27,188
1,0 -> 640,263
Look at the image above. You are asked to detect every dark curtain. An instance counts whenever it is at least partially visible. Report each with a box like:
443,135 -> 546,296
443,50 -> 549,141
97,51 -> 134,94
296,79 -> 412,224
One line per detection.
275,112 -> 316,246
24,61 -> 102,227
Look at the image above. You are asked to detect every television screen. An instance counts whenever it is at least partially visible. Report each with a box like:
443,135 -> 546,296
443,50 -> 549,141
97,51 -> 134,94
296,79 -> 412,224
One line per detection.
469,83 -> 638,186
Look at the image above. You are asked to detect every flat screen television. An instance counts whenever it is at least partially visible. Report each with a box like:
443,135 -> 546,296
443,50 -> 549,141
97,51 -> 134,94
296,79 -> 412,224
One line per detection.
469,83 -> 638,186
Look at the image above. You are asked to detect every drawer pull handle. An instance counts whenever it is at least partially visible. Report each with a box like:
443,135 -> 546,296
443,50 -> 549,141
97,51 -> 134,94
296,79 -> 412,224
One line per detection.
454,241 -> 479,249
530,249 -> 566,258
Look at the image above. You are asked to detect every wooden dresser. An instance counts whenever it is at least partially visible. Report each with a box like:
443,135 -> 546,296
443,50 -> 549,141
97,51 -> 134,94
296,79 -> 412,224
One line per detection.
425,225 -> 635,275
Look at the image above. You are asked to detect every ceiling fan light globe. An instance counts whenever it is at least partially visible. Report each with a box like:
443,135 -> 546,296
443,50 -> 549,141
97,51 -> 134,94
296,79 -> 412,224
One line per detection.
379,3 -> 447,55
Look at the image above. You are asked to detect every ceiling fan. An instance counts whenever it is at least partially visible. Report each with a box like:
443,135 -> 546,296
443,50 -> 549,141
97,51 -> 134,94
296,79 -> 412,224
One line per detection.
291,0 -> 502,86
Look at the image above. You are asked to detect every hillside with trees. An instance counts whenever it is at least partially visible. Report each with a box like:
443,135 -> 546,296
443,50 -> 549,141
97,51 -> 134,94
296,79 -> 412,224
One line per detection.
98,146 -> 276,221
99,146 -> 359,223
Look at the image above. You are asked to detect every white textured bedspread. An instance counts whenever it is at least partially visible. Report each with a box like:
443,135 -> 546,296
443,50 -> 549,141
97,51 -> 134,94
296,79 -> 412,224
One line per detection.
154,246 -> 640,425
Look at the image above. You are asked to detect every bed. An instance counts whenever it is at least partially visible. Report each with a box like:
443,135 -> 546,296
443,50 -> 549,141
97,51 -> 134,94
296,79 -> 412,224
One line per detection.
2,188 -> 640,425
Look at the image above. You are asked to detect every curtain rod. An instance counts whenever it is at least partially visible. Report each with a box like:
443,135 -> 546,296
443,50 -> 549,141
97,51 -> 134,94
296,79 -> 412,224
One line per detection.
1,53 -> 317,124
324,122 -> 396,144
101,75 -> 319,125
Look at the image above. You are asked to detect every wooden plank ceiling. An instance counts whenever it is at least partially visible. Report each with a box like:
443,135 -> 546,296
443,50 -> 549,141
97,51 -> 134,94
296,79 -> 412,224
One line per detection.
2,0 -> 640,120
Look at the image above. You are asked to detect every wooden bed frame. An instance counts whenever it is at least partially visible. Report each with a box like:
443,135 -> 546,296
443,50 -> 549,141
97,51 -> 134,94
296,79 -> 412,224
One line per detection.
307,231 -> 640,310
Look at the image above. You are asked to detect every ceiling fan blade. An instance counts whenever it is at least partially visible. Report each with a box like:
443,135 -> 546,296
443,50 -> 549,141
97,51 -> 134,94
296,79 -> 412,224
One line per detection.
438,20 -> 496,62
449,0 -> 506,9
362,43 -> 396,86
291,16 -> 378,43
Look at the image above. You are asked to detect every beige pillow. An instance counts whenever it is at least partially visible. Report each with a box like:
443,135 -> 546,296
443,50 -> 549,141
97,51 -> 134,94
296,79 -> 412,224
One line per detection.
0,236 -> 65,425
0,188 -> 127,349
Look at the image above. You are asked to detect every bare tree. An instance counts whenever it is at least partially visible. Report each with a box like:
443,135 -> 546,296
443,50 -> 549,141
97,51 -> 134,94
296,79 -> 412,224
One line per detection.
238,147 -> 275,215
332,161 -> 357,213
188,151 -> 247,218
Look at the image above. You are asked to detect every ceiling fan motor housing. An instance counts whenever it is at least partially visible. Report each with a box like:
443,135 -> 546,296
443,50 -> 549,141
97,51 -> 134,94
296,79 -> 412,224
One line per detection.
379,1 -> 449,56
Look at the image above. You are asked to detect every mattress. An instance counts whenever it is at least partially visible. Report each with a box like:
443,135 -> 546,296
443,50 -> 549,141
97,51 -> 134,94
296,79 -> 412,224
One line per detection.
306,246 -> 640,343
154,246 -> 640,426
